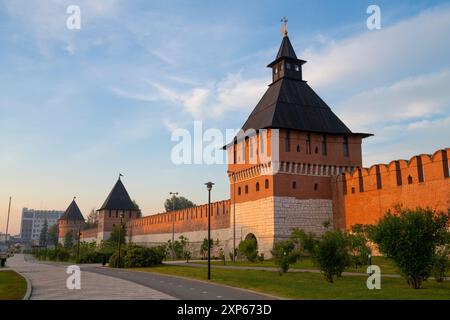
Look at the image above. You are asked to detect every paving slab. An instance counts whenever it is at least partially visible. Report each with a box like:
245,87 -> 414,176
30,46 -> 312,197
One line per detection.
7,254 -> 174,300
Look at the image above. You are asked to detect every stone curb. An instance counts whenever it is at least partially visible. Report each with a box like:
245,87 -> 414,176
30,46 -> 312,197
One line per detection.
17,270 -> 32,300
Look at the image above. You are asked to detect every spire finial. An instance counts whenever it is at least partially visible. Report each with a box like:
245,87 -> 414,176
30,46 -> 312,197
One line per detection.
73,196 -> 76,201
281,17 -> 288,37
119,173 -> 123,180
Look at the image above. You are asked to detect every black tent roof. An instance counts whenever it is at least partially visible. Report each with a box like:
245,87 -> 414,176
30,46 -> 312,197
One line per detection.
59,199 -> 84,222
236,35 -> 372,139
99,178 -> 136,211
241,78 -> 370,136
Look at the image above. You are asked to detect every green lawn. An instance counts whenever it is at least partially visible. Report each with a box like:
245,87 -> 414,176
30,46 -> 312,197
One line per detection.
134,265 -> 450,300
194,256 -> 399,274
0,271 -> 27,300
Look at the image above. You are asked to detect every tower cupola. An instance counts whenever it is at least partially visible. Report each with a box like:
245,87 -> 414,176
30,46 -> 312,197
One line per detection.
267,17 -> 306,83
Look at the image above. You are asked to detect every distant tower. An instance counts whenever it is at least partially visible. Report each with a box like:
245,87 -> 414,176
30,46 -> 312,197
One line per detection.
97,176 -> 140,241
226,24 -> 372,256
58,198 -> 85,244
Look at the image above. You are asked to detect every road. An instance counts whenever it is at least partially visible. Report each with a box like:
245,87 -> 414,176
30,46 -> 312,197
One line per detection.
83,265 -> 274,300
7,254 -> 274,300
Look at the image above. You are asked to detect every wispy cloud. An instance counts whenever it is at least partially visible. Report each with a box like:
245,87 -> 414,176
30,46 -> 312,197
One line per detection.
302,5 -> 450,95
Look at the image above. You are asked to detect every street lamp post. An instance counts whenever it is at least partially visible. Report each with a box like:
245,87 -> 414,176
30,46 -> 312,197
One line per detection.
118,212 -> 124,268
205,182 -> 214,280
169,192 -> 178,260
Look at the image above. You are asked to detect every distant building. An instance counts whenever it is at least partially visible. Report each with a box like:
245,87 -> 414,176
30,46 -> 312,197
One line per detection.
20,208 -> 65,244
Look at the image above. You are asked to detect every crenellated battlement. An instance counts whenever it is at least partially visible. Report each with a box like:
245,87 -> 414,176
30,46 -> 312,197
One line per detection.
127,199 -> 231,237
339,148 -> 449,194
332,148 -> 449,229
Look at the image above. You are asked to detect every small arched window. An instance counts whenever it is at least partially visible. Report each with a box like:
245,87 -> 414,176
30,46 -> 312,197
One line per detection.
315,147 -> 319,154
296,145 -> 300,152
407,175 -> 413,184
265,179 -> 269,189
314,183 -> 319,191
245,185 -> 249,194
292,181 -> 297,189
256,182 -> 260,191
238,187 -> 241,196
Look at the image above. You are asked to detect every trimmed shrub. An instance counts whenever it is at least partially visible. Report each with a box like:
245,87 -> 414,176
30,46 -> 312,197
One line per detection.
238,238 -> 258,262
109,245 -> 166,268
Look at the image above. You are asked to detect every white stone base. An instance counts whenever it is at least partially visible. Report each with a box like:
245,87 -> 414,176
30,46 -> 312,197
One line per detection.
131,228 -> 233,258
274,197 -> 333,240
234,196 -> 333,258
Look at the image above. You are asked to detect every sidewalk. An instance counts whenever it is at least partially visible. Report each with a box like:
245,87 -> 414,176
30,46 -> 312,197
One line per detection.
7,254 -> 174,300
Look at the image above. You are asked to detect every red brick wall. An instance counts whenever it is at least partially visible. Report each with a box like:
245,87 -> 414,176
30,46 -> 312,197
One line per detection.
127,200 -> 231,236
58,219 -> 84,240
332,148 -> 450,229
80,227 -> 98,240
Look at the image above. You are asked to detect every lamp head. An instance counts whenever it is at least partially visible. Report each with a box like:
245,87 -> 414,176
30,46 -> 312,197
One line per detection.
205,182 -> 214,191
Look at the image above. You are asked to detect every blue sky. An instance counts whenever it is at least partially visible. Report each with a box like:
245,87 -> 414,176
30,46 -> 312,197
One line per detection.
1,0 -> 450,234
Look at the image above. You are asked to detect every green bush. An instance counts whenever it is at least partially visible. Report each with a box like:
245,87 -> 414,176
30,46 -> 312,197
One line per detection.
367,206 -> 449,289
431,246 -> 450,282
348,224 -> 371,268
314,230 -> 351,283
77,250 -> 104,264
291,229 -> 317,255
109,251 -> 124,268
271,240 -> 300,274
56,247 -> 71,262
109,245 -> 166,268
238,238 -> 258,262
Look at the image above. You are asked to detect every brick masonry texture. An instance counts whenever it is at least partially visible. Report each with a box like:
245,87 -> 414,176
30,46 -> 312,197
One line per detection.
332,148 -> 450,228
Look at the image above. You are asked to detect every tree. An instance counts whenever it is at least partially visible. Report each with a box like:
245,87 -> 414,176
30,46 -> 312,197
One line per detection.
348,224 -> 371,268
367,206 -> 449,289
108,224 -> 126,246
179,236 -> 192,262
39,220 -> 48,247
271,240 -> 300,274
85,209 -> 99,229
200,238 -> 212,259
291,229 -> 317,254
238,238 -> 258,262
292,228 -> 351,283
64,231 -> 74,248
164,195 -> 195,212
314,230 -> 351,283
47,224 -> 59,247
431,245 -> 450,282
133,200 -> 142,218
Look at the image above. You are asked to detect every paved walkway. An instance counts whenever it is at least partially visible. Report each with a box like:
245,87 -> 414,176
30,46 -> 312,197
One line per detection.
7,254 -> 174,300
7,255 -> 275,300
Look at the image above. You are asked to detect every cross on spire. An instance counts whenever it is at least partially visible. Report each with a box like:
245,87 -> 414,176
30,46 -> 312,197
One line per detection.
281,17 -> 288,37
